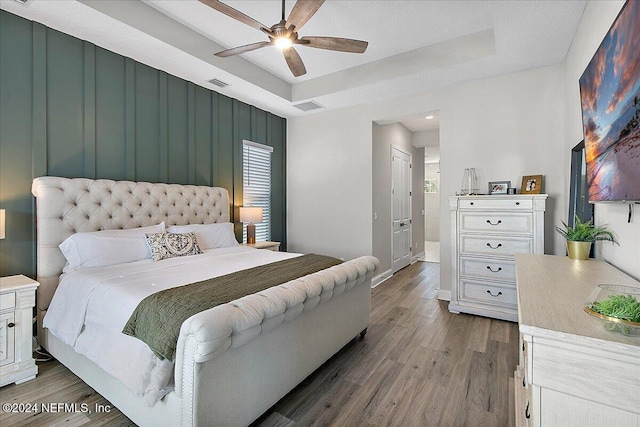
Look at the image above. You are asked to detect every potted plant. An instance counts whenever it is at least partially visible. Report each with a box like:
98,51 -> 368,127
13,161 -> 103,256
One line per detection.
555,215 -> 618,260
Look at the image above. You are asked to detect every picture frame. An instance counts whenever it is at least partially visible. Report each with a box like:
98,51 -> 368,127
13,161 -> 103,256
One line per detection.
521,175 -> 543,194
488,181 -> 511,195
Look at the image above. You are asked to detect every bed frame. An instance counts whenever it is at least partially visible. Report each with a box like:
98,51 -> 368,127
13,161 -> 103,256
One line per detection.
32,176 -> 377,426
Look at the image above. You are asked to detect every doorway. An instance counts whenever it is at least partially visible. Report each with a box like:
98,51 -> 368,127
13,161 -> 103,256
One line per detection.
423,154 -> 440,263
391,146 -> 412,272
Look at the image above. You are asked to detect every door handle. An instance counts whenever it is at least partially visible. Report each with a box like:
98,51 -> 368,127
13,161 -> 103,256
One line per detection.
399,222 -> 405,227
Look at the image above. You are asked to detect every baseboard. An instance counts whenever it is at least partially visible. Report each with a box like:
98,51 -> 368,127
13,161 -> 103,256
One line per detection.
411,251 -> 425,263
371,269 -> 393,288
437,289 -> 451,301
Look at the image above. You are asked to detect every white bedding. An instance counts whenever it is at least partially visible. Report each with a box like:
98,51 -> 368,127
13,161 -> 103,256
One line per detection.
44,246 -> 300,405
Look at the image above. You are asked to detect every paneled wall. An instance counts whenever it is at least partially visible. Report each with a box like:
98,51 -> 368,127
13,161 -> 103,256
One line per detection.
0,10 -> 287,277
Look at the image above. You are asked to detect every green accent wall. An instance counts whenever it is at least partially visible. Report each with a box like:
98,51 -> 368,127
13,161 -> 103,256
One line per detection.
0,10 -> 287,277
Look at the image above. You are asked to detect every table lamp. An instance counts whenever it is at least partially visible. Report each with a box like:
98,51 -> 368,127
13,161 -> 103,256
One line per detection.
239,207 -> 263,244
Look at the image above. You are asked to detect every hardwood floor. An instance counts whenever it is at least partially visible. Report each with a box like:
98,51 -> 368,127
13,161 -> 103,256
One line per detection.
0,262 -> 518,426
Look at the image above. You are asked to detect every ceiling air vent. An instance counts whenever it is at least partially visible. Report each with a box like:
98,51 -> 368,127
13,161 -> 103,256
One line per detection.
208,78 -> 229,88
293,101 -> 324,112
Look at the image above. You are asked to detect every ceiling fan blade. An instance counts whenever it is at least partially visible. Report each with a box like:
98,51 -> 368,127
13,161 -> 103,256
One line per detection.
283,47 -> 307,77
215,41 -> 271,58
199,0 -> 268,32
299,36 -> 368,53
285,0 -> 325,32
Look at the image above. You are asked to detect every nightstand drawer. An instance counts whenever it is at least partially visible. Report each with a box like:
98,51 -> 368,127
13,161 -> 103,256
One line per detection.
0,292 -> 15,311
460,212 -> 533,234
460,235 -> 532,258
0,312 -> 16,366
460,279 -> 517,308
460,257 -> 516,282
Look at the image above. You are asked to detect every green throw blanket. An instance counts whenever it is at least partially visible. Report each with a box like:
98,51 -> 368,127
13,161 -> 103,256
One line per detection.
123,254 -> 342,361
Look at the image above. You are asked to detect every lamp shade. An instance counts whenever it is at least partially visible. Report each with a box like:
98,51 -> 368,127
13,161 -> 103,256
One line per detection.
239,207 -> 263,223
0,209 -> 5,239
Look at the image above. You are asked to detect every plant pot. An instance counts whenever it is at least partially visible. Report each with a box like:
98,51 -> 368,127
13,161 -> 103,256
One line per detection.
567,241 -> 592,260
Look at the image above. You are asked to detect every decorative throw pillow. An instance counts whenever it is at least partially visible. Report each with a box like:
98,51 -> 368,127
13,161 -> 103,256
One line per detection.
145,232 -> 202,261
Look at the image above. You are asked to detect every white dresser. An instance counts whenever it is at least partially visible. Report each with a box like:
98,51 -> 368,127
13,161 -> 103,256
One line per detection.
0,275 -> 39,387
449,194 -> 547,322
515,254 -> 640,426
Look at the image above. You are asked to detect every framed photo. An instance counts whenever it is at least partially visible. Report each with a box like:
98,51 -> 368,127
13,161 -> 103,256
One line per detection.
488,181 -> 511,195
521,175 -> 543,194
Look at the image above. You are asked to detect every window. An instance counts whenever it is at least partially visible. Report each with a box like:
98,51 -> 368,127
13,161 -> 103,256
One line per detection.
242,140 -> 273,242
424,179 -> 437,193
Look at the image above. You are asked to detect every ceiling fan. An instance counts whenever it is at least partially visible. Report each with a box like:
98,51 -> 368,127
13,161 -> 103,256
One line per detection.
199,0 -> 369,77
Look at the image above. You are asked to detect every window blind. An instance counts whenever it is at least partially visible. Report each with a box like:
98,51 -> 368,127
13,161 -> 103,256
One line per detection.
243,140 -> 273,242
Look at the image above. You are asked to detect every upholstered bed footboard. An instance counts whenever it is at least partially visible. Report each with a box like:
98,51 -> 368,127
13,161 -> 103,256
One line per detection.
175,256 -> 378,393
45,257 -> 376,427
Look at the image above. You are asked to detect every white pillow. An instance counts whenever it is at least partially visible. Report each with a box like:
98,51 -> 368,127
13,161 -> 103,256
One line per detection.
167,222 -> 239,249
59,222 -> 165,271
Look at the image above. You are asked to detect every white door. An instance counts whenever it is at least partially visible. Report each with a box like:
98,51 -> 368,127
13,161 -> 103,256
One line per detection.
392,147 -> 412,272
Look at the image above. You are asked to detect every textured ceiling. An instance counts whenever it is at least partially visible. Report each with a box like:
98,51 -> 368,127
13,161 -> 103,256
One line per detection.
1,0 -> 587,120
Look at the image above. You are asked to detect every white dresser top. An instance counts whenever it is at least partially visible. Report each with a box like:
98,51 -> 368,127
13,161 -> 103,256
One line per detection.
516,254 -> 640,350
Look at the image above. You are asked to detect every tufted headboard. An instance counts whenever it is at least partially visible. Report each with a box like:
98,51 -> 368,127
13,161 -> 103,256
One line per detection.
31,176 -> 231,324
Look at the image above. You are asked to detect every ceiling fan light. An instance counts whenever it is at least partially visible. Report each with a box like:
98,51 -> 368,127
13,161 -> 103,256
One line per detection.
275,37 -> 293,50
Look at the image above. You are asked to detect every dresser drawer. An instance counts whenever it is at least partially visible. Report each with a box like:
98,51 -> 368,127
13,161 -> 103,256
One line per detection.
460,235 -> 532,258
0,292 -> 16,311
460,279 -> 517,308
459,198 -> 533,210
460,212 -> 533,234
460,257 -> 516,282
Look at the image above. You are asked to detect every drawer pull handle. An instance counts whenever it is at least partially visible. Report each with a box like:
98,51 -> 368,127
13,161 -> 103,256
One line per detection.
470,202 -> 474,205
486,243 -> 502,249
516,202 -> 520,205
523,378 -> 526,387
486,266 -> 502,272
525,402 -> 530,419
7,322 -> 15,328
486,290 -> 502,297
486,219 -> 502,225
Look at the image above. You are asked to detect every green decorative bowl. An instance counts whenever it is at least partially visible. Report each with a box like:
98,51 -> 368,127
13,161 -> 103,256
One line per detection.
583,284 -> 640,337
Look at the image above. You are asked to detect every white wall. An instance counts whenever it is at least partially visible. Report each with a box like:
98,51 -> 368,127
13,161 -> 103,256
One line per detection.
563,0 -> 639,279
288,64 -> 566,293
287,109 -> 374,261
413,129 -> 440,147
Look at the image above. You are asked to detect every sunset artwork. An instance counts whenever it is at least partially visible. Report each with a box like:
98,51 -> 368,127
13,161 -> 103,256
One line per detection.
579,0 -> 640,201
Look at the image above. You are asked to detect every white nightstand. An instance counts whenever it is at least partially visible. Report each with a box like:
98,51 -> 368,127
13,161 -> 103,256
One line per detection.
0,275 -> 39,387
242,241 -> 281,251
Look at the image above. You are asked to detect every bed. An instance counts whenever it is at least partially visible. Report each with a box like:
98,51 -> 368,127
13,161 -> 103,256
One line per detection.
31,176 -> 378,426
